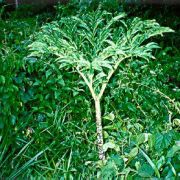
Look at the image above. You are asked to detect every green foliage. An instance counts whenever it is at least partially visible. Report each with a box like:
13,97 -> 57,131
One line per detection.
101,155 -> 124,179
0,3 -> 180,179
29,10 -> 172,100
28,6 -> 173,162
55,0 -> 120,17
0,14 -> 37,127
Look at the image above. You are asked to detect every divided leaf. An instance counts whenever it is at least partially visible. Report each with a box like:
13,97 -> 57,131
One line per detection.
28,10 -> 173,97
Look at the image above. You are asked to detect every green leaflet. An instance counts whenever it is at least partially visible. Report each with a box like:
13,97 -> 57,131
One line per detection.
155,132 -> 173,151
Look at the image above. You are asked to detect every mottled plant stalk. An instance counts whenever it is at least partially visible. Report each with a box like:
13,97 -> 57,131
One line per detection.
76,58 -> 129,161
95,98 -> 105,160
15,0 -> 19,8
77,69 -> 105,160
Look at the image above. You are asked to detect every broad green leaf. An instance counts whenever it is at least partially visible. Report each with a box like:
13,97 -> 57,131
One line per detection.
155,132 -> 173,151
110,154 -> 124,171
136,133 -> 149,145
103,112 -> 115,121
167,145 -> 180,158
174,119 -> 180,127
128,147 -> 139,158
101,161 -> 116,179
138,164 -> 154,178
156,156 -> 166,170
0,75 -> 5,84
103,142 -> 115,152
140,148 -> 160,178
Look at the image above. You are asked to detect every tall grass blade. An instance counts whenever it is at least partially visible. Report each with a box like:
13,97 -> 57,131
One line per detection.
139,148 -> 160,178
8,148 -> 48,179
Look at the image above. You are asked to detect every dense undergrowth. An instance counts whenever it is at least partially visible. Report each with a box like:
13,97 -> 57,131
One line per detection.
0,0 -> 180,179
